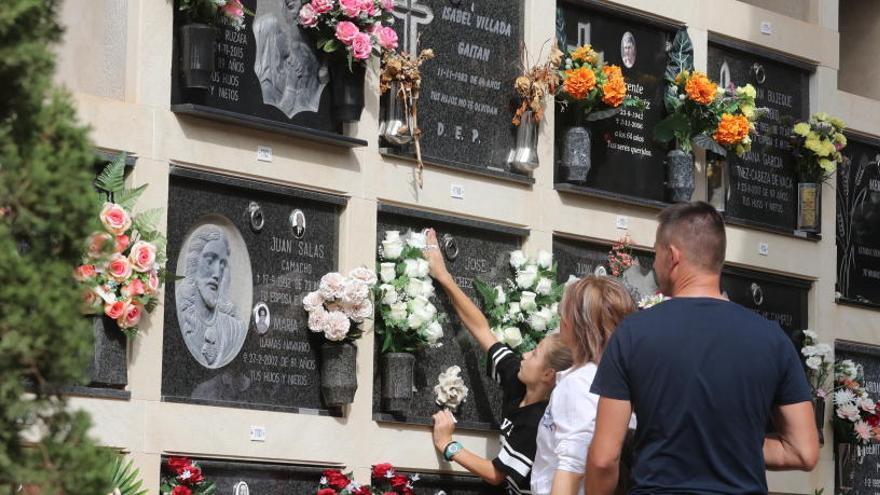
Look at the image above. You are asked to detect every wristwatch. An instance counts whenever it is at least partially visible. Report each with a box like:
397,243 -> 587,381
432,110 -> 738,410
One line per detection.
443,441 -> 463,461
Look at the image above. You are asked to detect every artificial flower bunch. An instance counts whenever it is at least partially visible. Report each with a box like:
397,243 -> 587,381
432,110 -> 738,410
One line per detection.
303,267 -> 378,342
179,0 -> 247,30
655,70 -> 762,156
375,230 -> 444,353
637,293 -> 668,309
160,457 -> 214,495
512,43 -> 563,126
316,464 -> 419,495
299,0 -> 398,65
608,235 -> 635,277
790,112 -> 848,182
833,358 -> 880,445
78,156 -> 167,337
434,365 -> 469,412
474,250 -> 563,354
800,330 -> 833,399
316,469 -> 372,495
557,44 -> 644,122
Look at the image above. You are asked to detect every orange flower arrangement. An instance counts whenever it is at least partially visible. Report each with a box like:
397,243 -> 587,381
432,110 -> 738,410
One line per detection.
601,65 -> 627,107
562,66 -> 596,101
713,113 -> 750,145
685,71 -> 717,105
571,44 -> 597,63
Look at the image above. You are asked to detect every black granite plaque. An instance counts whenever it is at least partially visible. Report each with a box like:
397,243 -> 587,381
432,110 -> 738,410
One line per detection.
373,205 -> 526,430
86,316 -> 127,387
837,133 -> 880,309
834,341 -> 880,493
161,457 -> 328,495
707,37 -> 813,234
401,471 -> 505,495
554,1 -> 677,201
171,0 -> 366,147
719,266 -> 810,336
161,167 -> 346,414
552,236 -> 657,303
381,0 -> 528,182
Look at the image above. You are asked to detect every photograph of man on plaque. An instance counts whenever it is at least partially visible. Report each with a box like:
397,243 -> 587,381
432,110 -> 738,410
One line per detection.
290,209 -> 307,239
621,31 -> 637,68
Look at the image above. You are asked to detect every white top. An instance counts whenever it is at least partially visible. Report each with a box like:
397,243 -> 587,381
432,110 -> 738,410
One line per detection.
530,363 -> 637,495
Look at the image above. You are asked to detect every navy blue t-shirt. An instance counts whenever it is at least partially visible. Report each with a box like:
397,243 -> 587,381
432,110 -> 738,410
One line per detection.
590,297 -> 811,495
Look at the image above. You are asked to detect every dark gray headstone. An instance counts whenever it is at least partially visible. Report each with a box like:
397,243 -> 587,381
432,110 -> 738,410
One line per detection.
402,471 -> 505,495
707,38 -> 812,233
552,237 -> 657,302
834,341 -> 880,493
381,0 -> 527,181
160,167 -> 345,414
837,133 -> 880,308
86,316 -> 128,387
720,267 -> 810,336
373,205 -> 526,430
161,457 -> 327,495
554,3 -> 677,201
171,0 -> 364,146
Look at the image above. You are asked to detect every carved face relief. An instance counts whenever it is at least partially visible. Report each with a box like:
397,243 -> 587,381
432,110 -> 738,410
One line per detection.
196,238 -> 229,309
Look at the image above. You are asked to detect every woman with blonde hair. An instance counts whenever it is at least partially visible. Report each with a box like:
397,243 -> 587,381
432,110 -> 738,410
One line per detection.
530,276 -> 637,495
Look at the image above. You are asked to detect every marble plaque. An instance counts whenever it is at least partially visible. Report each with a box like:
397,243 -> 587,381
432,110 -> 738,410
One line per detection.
373,205 -> 526,430
86,316 -> 127,387
554,2 -> 677,201
719,266 -> 810,336
161,167 -> 345,413
834,341 -> 880,494
552,236 -> 658,303
381,0 -> 527,181
161,457 -> 328,495
707,37 -> 813,233
402,471 -> 506,495
837,133 -> 880,308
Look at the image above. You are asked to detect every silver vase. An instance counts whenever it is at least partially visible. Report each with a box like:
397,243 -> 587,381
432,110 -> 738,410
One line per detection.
796,182 -> 821,233
380,82 -> 413,146
509,110 -> 540,173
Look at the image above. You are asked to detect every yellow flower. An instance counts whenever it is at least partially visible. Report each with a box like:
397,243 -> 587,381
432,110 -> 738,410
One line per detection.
804,136 -> 822,153
830,117 -> 846,130
736,83 -> 757,100
820,139 -> 837,157
814,112 -> 829,121
793,122 -> 811,137
675,70 -> 690,85
834,133 -> 847,146
741,105 -> 755,119
571,45 -> 596,63
819,158 -> 835,171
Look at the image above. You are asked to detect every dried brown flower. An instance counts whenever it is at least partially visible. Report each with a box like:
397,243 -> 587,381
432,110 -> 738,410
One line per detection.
512,40 -> 562,126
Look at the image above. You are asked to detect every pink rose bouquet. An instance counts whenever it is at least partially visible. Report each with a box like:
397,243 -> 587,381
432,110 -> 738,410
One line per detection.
78,154 -> 168,337
303,267 -> 377,342
179,0 -> 249,31
297,0 -> 396,66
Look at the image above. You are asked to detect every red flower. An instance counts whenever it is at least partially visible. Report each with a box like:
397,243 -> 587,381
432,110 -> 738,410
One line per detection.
317,489 -> 337,495
383,493 -> 396,495
353,486 -> 373,495
390,475 -> 409,490
372,463 -> 394,480
167,457 -> 192,474
868,414 -> 880,427
171,486 -> 192,495
178,466 -> 204,485
322,470 -> 350,490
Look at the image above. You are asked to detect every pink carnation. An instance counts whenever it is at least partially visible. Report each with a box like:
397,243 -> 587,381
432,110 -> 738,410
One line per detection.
325,311 -> 351,341
375,26 -> 398,50
308,308 -> 330,334
311,0 -> 334,14
339,0 -> 361,17
299,3 -> 318,27
335,21 -> 360,45
380,0 -> 393,11
351,32 -> 373,60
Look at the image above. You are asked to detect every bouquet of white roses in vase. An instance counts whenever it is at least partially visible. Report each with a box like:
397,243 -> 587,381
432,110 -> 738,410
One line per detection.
303,267 -> 377,407
375,230 -> 445,414
799,330 -> 832,442
474,249 -> 563,354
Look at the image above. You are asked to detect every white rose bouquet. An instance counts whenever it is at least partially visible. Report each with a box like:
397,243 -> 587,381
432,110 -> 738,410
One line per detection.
303,267 -> 377,342
77,154 -> 168,338
375,230 -> 445,352
434,365 -> 469,412
800,330 -> 832,399
474,249 -> 563,354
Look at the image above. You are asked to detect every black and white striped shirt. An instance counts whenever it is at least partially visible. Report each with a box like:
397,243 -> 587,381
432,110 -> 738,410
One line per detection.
487,343 -> 548,495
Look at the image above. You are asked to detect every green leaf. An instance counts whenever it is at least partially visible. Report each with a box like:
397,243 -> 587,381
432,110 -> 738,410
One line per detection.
654,112 -> 691,143
665,29 -> 694,82
473,278 -> 496,306
323,39 -> 340,53
115,183 -> 147,211
133,207 -> 164,235
586,107 -> 622,122
95,152 -> 127,195
693,134 -> 727,156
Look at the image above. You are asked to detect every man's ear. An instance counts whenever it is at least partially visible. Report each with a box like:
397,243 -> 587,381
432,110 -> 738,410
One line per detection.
668,243 -> 682,269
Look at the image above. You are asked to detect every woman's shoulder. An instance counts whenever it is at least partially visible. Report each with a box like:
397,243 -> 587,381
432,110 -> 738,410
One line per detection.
556,362 -> 598,389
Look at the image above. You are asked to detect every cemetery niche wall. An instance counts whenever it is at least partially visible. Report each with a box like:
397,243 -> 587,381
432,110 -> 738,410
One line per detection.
706,36 -> 814,236
554,1 -> 679,206
378,0 -> 530,183
834,341 -> 880,494
160,457 -> 330,495
373,204 -> 526,430
160,167 -> 346,414
171,0 -> 367,147
837,132 -> 880,309
552,236 -> 658,303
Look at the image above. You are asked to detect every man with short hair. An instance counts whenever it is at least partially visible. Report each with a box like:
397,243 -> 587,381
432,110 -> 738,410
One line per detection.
586,201 -> 818,495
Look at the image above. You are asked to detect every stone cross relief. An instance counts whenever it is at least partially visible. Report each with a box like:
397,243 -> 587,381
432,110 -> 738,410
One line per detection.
392,0 -> 434,56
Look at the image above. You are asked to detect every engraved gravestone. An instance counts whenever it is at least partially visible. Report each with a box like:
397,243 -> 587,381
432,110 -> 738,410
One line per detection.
403,471 -> 505,495
554,2 -> 676,201
373,205 -> 525,430
381,0 -> 527,181
171,0 -> 364,145
552,236 -> 657,302
719,266 -> 810,336
161,457 -> 327,495
707,38 -> 812,233
161,167 -> 345,413
86,317 -> 127,387
837,133 -> 880,308
834,341 -> 880,493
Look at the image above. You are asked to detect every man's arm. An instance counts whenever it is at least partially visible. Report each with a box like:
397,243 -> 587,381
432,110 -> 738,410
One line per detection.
764,401 -> 819,471
585,397 -> 632,495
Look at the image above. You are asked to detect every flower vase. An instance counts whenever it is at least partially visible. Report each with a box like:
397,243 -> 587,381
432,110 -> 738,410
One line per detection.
813,397 -> 825,445
667,149 -> 695,203
509,110 -> 540,174
381,352 -> 415,414
86,316 -> 128,387
560,126 -> 591,183
320,341 -> 358,407
329,59 -> 366,123
797,182 -> 821,233
179,23 -> 216,90
380,82 -> 413,146
836,442 -> 858,493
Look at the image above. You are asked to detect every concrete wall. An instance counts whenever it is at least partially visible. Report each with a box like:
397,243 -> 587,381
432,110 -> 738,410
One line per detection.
838,0 -> 880,100
53,0 -> 877,494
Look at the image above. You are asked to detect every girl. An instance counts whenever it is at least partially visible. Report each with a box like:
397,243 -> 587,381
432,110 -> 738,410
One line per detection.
423,229 -> 573,495
530,276 -> 637,495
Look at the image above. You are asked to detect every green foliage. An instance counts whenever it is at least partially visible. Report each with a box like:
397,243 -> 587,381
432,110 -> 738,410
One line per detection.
0,0 -> 112,492
108,454 -> 148,495
665,30 -> 694,84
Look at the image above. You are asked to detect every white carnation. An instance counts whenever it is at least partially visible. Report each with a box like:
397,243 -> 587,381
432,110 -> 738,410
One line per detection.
536,250 -> 553,269
805,355 -> 822,370
348,266 -> 378,287
835,389 -> 856,406
519,291 -> 538,312
324,310 -> 351,341
535,277 -> 552,295
302,291 -> 324,312
509,250 -> 527,269
341,279 -> 370,305
837,402 -> 861,423
308,308 -> 330,333
424,321 -> 444,344
319,272 -> 347,300
801,345 -> 818,357
815,343 -> 832,356
859,397 -> 877,413
407,312 -> 425,330
802,329 -> 818,340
